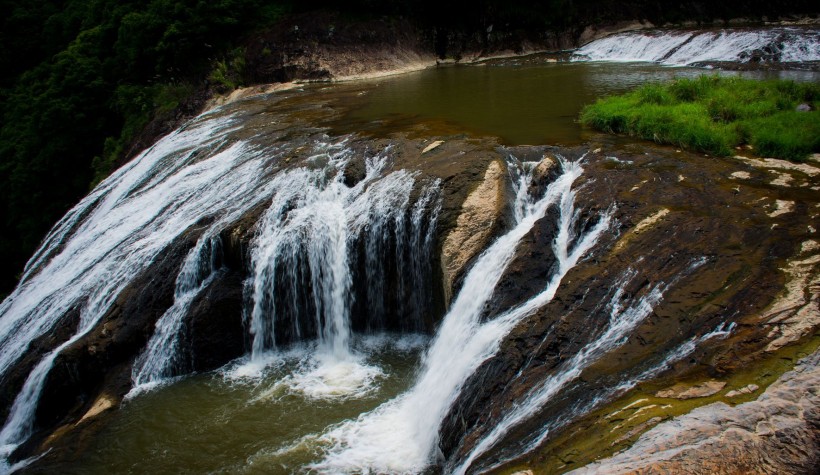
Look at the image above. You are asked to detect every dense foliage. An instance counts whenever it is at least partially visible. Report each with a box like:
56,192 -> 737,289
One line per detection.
580,76 -> 820,160
0,0 -> 290,295
0,0 -> 817,296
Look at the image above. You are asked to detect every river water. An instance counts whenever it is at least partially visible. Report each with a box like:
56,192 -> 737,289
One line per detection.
331,61 -> 817,145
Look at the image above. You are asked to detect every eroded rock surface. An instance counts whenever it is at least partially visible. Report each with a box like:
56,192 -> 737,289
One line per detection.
439,141 -> 819,474
655,380 -> 726,400
441,159 -> 506,302
569,349 -> 820,475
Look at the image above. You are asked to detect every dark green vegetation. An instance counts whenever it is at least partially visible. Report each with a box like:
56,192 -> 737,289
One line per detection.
0,0 -> 290,296
0,1 -> 817,296
581,76 -> 820,160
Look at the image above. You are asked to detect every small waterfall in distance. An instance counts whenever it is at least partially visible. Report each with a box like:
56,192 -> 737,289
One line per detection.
572,27 -> 820,65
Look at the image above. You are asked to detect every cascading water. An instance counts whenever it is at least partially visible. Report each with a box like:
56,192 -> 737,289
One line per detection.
450,270 -> 668,474
572,27 -> 820,65
0,111 -> 286,457
130,235 -> 224,393
308,156 -> 613,474
243,144 -> 442,399
0,97 -> 444,461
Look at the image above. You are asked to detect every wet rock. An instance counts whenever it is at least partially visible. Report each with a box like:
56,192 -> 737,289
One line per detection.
761,241 -> 820,352
613,208 -> 669,253
532,156 -> 557,182
77,395 -> 115,424
183,270 -> 246,373
725,384 -> 759,398
568,349 -> 820,475
0,307 -> 81,424
441,159 -> 506,302
768,199 -> 794,217
422,140 -> 444,154
437,143 -> 806,472
655,380 -> 726,399
342,156 -> 368,187
13,227 -> 202,462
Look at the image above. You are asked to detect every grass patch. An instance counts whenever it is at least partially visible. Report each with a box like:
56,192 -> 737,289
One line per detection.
580,76 -> 820,161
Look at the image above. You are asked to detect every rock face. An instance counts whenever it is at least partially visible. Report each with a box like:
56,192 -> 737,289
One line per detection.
9,227 -> 203,459
441,159 -> 506,302
569,349 -> 820,475
244,12 -> 436,84
760,242 -> 820,353
437,142 -> 820,473
7,71 -> 820,474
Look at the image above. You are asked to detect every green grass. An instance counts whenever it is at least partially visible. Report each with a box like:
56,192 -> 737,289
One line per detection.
580,76 -> 820,161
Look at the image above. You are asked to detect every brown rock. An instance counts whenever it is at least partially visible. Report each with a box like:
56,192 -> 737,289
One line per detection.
655,380 -> 726,400
725,384 -> 760,398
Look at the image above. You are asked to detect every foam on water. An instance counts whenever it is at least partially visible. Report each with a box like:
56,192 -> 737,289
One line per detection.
277,353 -> 385,401
0,113 -> 277,453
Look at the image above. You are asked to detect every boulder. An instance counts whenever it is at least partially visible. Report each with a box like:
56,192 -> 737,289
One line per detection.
441,160 -> 506,302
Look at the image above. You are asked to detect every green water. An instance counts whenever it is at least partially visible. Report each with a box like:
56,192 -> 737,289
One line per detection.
333,60 -> 818,145
70,338 -> 426,475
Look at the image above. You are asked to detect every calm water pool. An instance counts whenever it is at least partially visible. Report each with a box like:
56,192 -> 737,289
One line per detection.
332,60 -> 818,145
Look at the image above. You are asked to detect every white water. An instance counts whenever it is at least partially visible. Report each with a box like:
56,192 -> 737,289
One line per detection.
452,270 -> 667,474
573,27 -> 820,65
243,146 -> 441,399
0,94 -> 446,458
460,262 -> 736,474
129,236 -> 223,394
0,111 -> 286,454
308,156 -> 612,474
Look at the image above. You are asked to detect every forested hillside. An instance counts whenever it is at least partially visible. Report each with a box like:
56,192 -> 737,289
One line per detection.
0,0 -> 816,296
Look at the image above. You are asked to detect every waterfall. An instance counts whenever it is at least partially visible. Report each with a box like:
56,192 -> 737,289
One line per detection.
248,150 -> 428,357
130,236 -> 223,394
0,111 -> 285,455
0,108 -> 444,457
309,156 -> 613,474
572,27 -> 820,65
451,271 -> 668,474
451,258 -> 736,474
243,146 -> 441,398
